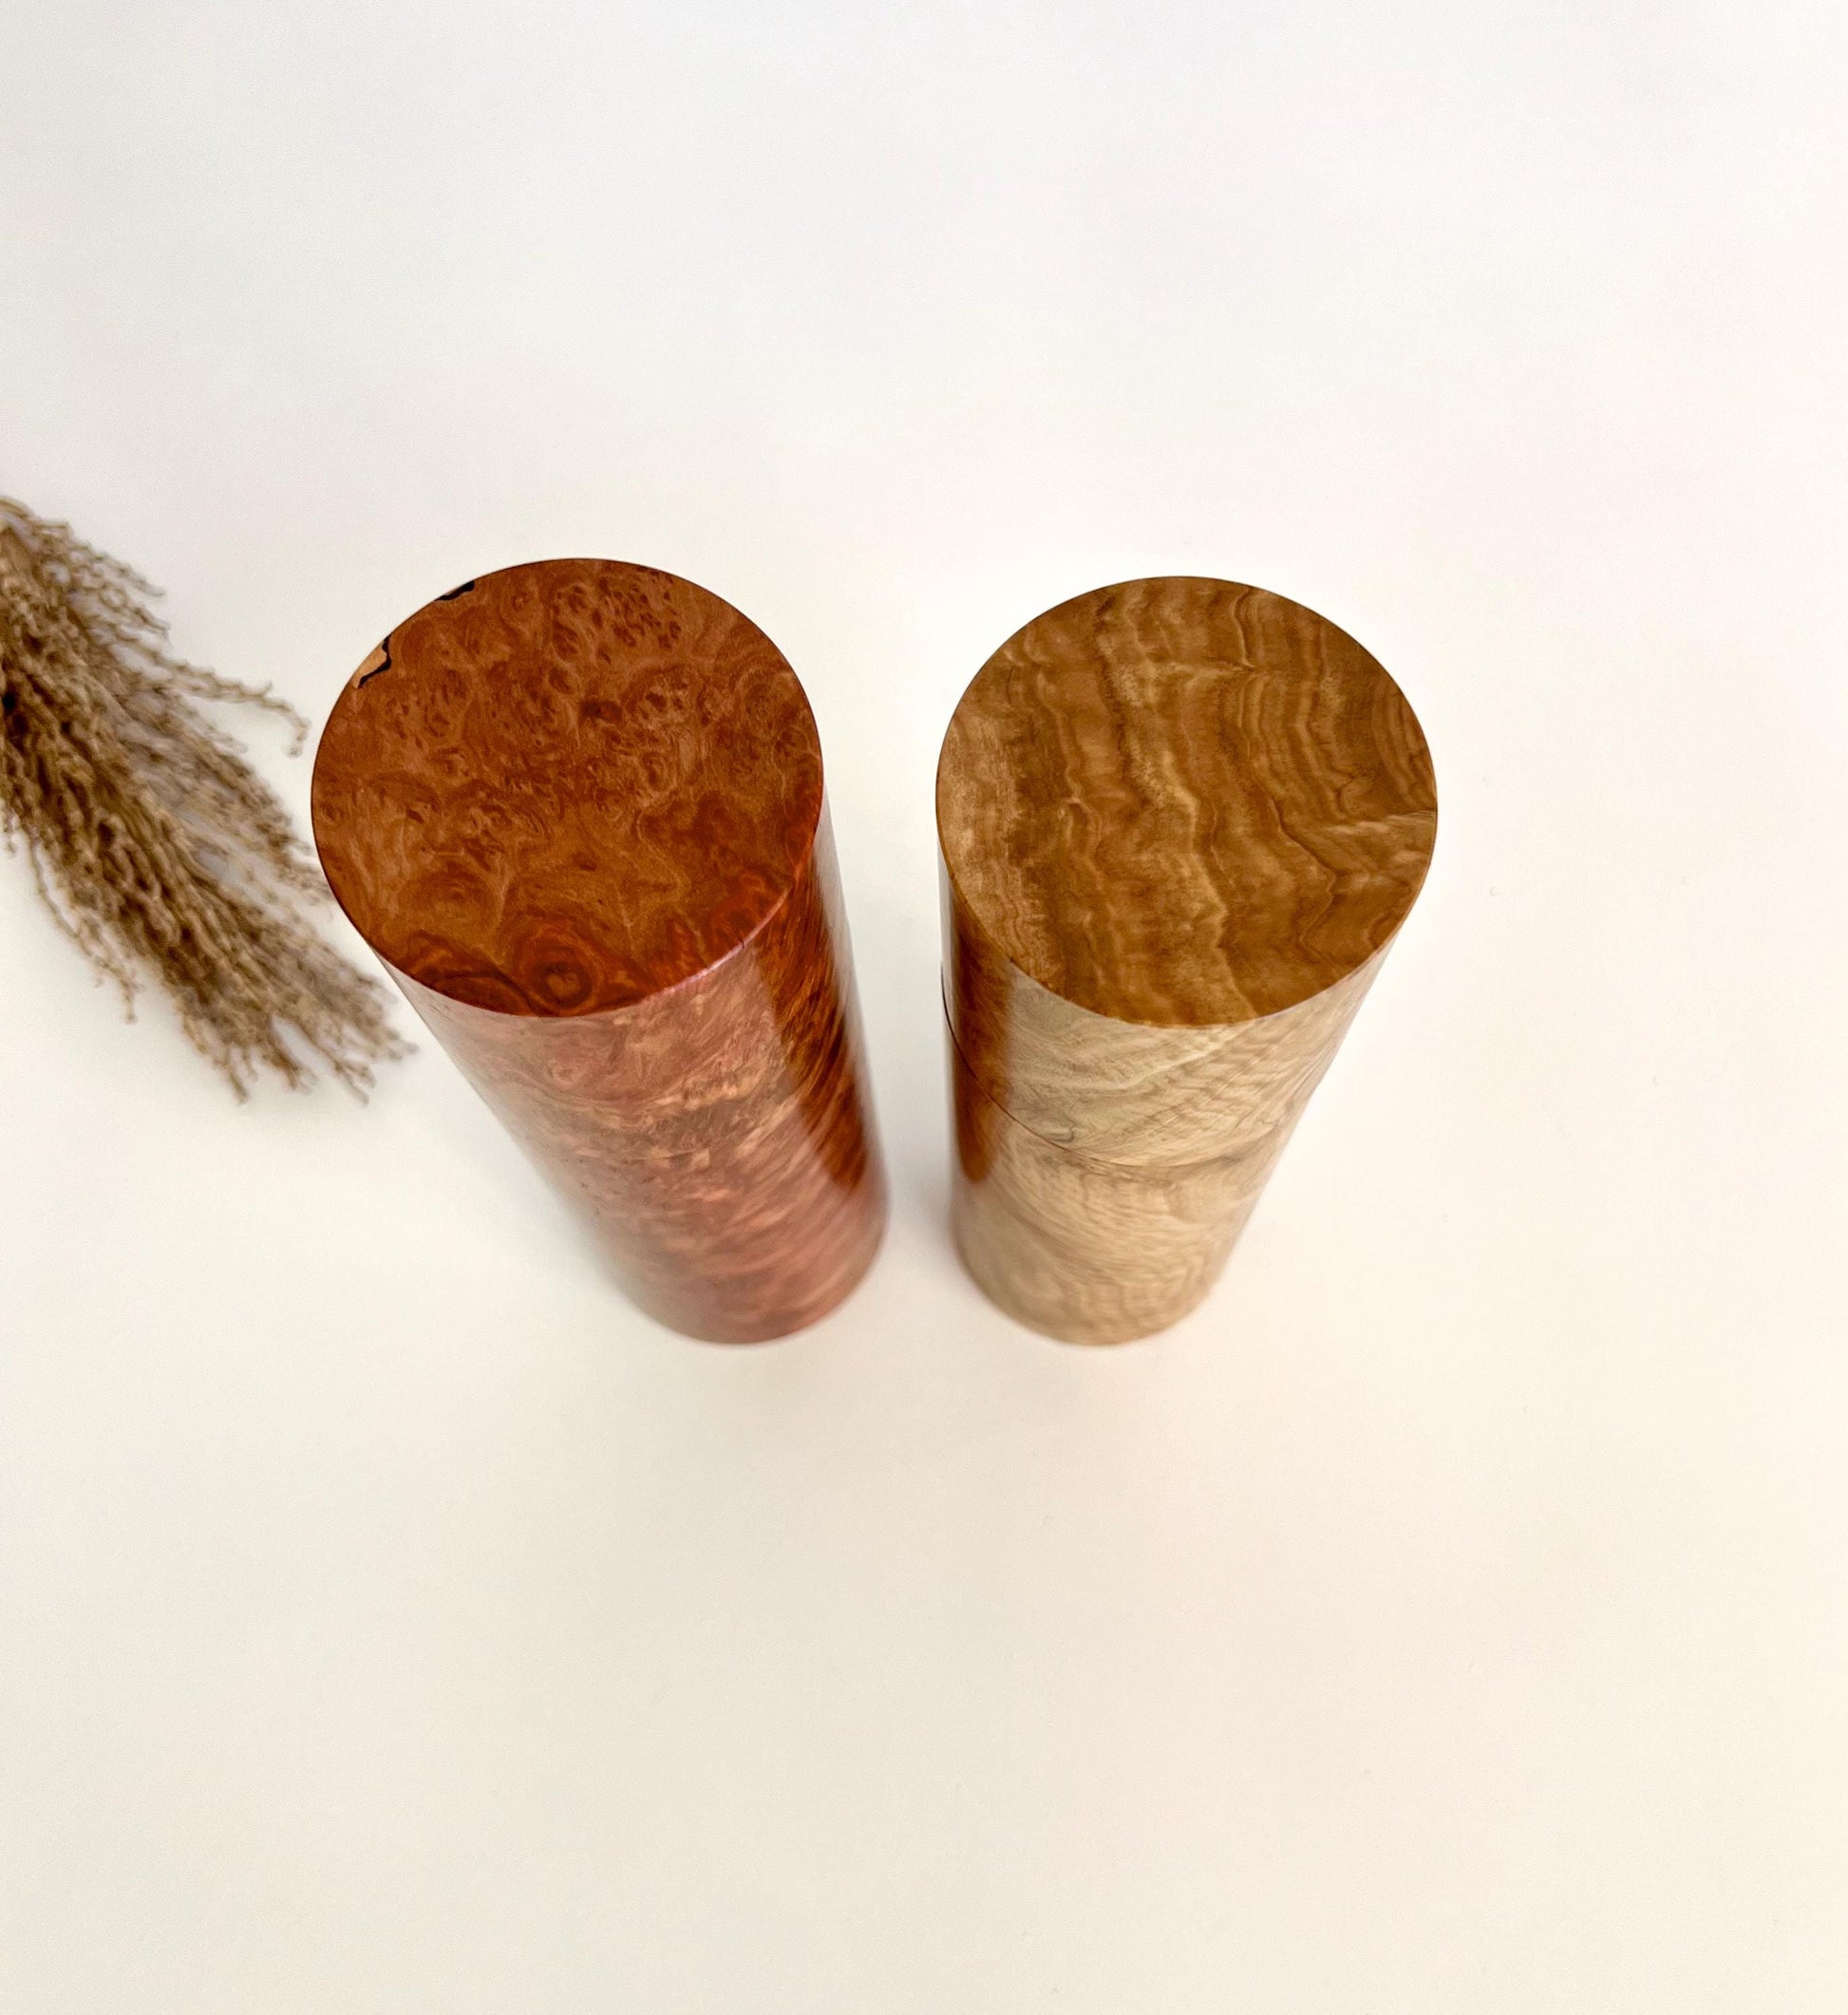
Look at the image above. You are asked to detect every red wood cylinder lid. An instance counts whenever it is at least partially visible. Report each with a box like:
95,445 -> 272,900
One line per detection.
311,560 -> 823,1017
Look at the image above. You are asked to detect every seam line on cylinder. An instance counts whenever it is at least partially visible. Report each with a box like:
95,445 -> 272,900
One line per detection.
941,980 -> 1292,1177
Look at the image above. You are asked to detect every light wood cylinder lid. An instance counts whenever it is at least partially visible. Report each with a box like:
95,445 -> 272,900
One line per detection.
938,575 -> 1437,1035
937,576 -> 1438,1343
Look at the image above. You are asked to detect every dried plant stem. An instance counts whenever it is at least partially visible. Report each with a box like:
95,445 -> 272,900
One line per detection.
0,498 -> 405,1096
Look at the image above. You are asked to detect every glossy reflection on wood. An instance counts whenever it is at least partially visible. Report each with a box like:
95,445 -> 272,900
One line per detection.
312,559 -> 884,1342
937,577 -> 1437,1344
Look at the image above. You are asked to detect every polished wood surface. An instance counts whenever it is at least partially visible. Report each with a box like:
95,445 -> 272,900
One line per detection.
313,560 -> 823,1014
939,576 -> 1435,1028
937,577 -> 1436,1344
312,560 -> 884,1342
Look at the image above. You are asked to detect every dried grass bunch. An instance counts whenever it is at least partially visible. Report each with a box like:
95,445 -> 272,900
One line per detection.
0,497 -> 405,1096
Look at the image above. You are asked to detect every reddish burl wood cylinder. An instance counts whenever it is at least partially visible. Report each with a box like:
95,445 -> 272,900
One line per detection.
311,559 -> 886,1342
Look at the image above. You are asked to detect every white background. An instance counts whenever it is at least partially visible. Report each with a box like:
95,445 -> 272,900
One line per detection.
4,2 -> 1846,2007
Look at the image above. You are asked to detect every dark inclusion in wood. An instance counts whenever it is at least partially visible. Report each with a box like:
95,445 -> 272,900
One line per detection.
937,577 -> 1438,1345
311,559 -> 885,1342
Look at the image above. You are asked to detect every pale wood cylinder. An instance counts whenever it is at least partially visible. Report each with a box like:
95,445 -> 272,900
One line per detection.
936,577 -> 1438,1344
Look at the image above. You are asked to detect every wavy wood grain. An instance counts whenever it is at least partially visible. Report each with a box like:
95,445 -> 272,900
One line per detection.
312,559 -> 884,1342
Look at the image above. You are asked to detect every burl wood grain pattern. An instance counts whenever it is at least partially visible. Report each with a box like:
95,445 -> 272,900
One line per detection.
937,577 -> 1437,1343
311,559 -> 884,1342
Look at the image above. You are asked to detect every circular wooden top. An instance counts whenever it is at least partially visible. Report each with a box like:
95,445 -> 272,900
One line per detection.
311,560 -> 823,1016
936,578 -> 1438,1027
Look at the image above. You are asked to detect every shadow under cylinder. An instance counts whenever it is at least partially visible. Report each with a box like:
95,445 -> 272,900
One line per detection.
311,559 -> 886,1343
936,577 -> 1438,1345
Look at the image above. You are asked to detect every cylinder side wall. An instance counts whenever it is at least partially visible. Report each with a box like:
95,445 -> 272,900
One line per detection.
400,809 -> 884,1341
945,867 -> 1388,1164
947,1027 -> 1273,1344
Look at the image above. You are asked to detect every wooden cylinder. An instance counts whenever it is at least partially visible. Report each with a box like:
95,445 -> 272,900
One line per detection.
936,577 -> 1437,1344
311,559 -> 886,1342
